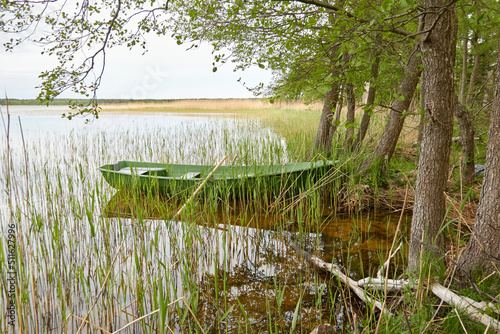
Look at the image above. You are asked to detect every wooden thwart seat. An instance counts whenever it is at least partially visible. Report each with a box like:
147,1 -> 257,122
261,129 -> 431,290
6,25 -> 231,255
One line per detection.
182,172 -> 201,179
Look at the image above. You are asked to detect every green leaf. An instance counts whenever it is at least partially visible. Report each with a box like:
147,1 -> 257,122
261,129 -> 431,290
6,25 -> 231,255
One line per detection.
258,63 -> 265,69
212,67 -> 218,72
290,300 -> 301,333
345,122 -> 355,129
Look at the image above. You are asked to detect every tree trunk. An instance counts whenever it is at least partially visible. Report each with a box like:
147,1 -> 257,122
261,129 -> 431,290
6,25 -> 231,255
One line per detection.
458,31 -> 500,276
359,43 -> 422,174
326,84 -> 344,146
417,69 -> 426,144
310,84 -> 340,154
408,1 -> 457,271
466,35 -> 480,107
344,82 -> 355,150
453,95 -> 475,184
309,44 -> 341,156
459,37 -> 468,104
355,48 -> 381,148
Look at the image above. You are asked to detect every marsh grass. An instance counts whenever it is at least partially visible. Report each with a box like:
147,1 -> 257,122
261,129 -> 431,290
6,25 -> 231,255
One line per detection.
0,106 -> 409,334
100,99 -> 324,112
4,101 -> 487,334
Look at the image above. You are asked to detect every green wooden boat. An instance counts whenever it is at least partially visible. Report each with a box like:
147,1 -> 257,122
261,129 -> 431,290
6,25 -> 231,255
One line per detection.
98,160 -> 335,196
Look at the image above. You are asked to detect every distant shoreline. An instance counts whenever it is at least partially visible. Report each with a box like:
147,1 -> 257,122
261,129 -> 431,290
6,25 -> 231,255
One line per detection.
1,98 -> 322,111
1,97 -> 260,106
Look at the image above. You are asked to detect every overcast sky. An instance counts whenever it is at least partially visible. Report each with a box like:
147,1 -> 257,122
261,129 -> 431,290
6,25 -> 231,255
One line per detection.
1,33 -> 271,100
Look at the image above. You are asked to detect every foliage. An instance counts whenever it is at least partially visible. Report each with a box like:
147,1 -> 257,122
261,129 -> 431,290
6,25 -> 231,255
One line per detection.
454,0 -> 500,106
168,0 -> 420,104
2,0 -> 425,117
1,0 -> 170,116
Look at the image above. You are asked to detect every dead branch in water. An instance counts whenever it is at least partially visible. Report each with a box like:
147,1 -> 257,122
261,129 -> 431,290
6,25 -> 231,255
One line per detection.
291,239 -> 500,332
290,241 -> 390,315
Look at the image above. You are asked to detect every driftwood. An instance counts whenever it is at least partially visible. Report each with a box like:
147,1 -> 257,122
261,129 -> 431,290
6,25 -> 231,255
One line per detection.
431,284 -> 500,332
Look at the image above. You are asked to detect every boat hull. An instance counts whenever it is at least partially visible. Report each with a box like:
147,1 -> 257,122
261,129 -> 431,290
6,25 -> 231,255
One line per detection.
98,160 -> 335,197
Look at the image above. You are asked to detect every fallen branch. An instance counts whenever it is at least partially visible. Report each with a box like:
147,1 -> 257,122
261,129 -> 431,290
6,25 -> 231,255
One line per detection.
290,241 -> 390,315
461,296 -> 500,316
377,242 -> 403,279
452,136 -> 483,144
431,284 -> 500,332
356,277 -> 416,292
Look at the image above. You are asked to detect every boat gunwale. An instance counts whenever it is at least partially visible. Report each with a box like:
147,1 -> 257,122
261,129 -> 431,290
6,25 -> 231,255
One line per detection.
97,160 -> 335,181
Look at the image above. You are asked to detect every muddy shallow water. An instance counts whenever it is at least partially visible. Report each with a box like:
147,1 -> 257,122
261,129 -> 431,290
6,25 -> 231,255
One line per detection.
0,107 -> 407,333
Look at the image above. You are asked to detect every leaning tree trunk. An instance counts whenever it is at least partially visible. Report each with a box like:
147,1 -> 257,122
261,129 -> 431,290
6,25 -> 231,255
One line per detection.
408,0 -> 457,271
458,31 -> 500,276
309,45 -> 341,156
359,43 -> 422,174
453,95 -> 475,184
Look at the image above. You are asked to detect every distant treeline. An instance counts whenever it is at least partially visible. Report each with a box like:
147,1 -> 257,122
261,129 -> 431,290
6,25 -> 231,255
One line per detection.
1,98 -> 179,106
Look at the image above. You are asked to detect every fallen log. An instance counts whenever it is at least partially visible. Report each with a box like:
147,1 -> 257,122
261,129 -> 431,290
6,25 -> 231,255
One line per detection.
451,135 -> 483,144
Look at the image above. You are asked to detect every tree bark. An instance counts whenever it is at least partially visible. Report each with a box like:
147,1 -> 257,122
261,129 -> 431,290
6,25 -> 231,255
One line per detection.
310,84 -> 340,155
408,0 -> 457,271
458,31 -> 500,275
343,82 -> 355,150
417,69 -> 426,144
453,95 -> 475,184
359,43 -> 422,174
326,84 -> 344,146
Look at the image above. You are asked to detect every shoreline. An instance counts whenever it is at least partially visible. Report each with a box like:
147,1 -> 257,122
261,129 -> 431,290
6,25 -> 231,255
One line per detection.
1,98 -> 323,111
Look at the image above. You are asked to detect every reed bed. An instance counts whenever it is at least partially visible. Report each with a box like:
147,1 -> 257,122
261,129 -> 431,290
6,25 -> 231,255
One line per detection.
100,99 -> 324,112
0,106 -> 407,333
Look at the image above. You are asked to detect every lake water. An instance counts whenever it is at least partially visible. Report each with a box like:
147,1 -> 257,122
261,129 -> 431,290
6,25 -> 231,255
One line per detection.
0,106 -> 403,333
